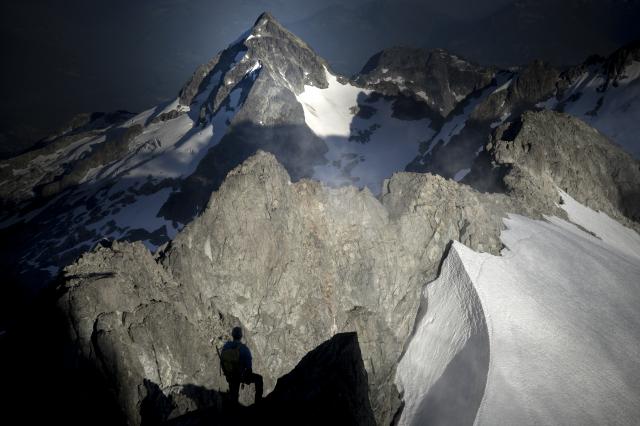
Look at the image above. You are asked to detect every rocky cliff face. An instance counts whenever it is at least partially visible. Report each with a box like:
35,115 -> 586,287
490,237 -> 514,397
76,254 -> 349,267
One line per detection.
356,47 -> 495,118
56,107 -> 640,425
486,110 -> 640,228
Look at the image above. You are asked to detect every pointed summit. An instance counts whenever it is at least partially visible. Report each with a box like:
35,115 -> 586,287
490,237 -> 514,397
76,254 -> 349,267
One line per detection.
241,12 -> 329,92
247,11 -> 310,49
253,11 -> 277,27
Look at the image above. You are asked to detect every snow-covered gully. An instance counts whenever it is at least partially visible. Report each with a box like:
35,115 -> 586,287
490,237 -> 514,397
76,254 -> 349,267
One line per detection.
397,197 -> 640,425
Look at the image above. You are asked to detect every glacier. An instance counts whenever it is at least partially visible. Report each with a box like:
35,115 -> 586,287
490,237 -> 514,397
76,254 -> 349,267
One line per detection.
397,196 -> 640,425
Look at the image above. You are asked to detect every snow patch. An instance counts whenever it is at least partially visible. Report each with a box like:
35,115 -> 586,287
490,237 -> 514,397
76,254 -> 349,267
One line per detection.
415,91 -> 429,102
535,96 -> 559,110
489,111 -> 511,128
453,168 -> 471,181
556,189 -> 640,261
296,66 -> 436,193
296,66 -> 370,138
492,78 -> 512,94
396,246 -> 488,426
246,61 -> 261,76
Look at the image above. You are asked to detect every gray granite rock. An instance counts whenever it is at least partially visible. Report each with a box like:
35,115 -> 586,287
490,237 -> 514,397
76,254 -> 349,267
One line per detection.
486,110 -> 640,228
59,151 -> 517,425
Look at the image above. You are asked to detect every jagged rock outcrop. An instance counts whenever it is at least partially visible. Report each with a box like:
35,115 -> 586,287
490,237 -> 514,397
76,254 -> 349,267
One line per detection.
58,241 -> 234,425
258,332 -> 375,426
485,110 -> 640,228
406,59 -> 560,179
357,47 -> 495,117
558,40 -> 640,94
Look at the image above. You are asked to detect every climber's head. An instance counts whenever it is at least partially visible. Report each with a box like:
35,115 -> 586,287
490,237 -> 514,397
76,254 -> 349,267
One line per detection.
231,326 -> 243,341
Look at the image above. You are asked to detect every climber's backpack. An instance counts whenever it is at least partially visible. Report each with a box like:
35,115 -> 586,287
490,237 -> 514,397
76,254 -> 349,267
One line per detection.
220,343 -> 242,380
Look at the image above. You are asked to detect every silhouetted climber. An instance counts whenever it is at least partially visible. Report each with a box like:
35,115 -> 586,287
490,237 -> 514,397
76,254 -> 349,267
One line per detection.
219,326 -> 264,404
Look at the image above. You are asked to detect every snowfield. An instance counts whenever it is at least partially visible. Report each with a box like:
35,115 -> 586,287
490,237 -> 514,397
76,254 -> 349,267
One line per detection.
296,67 -> 435,193
397,195 -> 640,425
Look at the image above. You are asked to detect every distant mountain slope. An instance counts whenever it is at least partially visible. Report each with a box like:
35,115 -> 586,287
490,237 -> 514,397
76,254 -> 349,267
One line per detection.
407,41 -> 640,183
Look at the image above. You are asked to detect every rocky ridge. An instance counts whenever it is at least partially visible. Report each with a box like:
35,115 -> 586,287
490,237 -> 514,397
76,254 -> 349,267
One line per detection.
57,105 -> 639,425
408,41 -> 640,181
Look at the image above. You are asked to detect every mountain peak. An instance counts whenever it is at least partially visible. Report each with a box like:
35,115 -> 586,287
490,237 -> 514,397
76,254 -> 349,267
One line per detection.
248,11 -> 296,42
253,11 -> 277,27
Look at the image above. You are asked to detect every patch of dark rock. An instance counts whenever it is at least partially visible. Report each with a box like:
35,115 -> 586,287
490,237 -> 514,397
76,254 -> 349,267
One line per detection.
392,95 -> 435,121
497,118 -> 523,142
151,110 -> 184,124
0,280 -> 126,426
349,124 -> 381,144
359,51 -> 383,75
463,150 -> 509,194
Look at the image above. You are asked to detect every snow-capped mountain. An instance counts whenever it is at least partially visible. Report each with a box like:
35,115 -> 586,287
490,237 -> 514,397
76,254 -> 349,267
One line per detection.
0,13 -> 487,285
408,41 -> 640,184
1,13 -> 639,292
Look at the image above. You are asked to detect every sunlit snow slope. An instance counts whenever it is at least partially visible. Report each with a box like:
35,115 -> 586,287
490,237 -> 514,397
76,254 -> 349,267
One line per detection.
296,67 -> 435,193
397,193 -> 640,425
